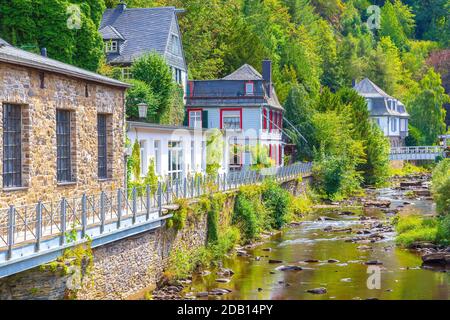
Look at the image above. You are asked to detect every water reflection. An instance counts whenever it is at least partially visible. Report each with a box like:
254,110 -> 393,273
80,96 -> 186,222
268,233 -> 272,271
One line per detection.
188,189 -> 449,300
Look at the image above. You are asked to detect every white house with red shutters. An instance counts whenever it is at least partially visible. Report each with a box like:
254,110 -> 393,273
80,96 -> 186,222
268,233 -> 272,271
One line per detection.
185,60 -> 284,172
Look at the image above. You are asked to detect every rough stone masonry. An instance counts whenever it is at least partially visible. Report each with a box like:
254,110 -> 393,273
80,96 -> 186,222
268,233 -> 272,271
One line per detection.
0,62 -> 126,209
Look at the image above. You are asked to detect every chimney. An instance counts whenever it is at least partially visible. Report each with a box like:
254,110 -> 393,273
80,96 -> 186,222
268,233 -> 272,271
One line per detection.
40,48 -> 47,58
262,59 -> 272,97
117,0 -> 127,11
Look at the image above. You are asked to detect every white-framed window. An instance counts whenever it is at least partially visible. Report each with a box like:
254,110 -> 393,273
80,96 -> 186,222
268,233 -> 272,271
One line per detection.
245,82 -> 254,95
366,99 -> 373,111
105,40 -> 118,53
223,116 -> 241,130
201,141 -> 206,171
171,34 -> 181,55
391,118 -> 397,132
168,141 -> 183,181
190,141 -> 195,173
189,110 -> 202,128
229,137 -> 242,171
174,68 -> 182,84
154,140 -> 161,174
139,140 -> 147,177
122,67 -> 132,80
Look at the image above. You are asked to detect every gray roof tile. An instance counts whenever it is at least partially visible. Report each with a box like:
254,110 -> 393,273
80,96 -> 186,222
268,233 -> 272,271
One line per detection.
0,37 -> 129,88
354,78 -> 409,117
100,6 -> 185,69
222,64 -> 263,81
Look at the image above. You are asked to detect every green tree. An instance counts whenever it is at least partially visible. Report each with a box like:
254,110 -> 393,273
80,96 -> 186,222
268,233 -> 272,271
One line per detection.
125,79 -> 158,121
408,68 -> 449,144
131,52 -> 174,122
284,84 -> 317,160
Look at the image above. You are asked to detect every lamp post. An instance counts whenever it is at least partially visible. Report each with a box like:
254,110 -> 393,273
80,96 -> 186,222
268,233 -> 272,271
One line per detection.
138,102 -> 148,119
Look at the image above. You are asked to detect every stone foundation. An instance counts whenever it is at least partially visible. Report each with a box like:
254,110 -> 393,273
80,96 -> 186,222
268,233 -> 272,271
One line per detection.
0,176 -> 310,300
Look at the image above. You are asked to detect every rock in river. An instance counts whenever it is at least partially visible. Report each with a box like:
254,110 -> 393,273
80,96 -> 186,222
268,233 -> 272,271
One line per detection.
422,252 -> 450,265
269,259 -> 283,264
365,260 -> 383,265
275,265 -> 303,271
306,287 -> 327,294
216,278 -> 231,283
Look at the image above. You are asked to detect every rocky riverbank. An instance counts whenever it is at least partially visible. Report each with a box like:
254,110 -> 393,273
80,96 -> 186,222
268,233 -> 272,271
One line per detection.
148,172 -> 448,300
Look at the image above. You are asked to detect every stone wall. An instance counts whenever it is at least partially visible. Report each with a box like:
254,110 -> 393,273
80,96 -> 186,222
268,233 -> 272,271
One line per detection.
0,206 -> 208,300
0,176 -> 308,300
0,62 -> 126,209
76,212 -> 208,300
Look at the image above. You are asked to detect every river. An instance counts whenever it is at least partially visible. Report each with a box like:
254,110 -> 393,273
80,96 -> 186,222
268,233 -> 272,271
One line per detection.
185,186 -> 449,300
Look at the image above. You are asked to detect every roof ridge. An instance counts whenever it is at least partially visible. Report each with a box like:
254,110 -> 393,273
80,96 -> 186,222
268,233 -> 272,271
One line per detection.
222,63 -> 263,80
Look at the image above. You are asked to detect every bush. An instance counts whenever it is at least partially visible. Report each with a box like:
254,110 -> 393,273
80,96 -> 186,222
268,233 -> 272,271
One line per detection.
261,180 -> 291,229
131,52 -> 174,122
431,159 -> 450,215
390,163 -> 430,177
207,197 -> 219,244
167,199 -> 188,231
233,193 -> 260,242
125,79 -> 157,121
436,214 -> 450,245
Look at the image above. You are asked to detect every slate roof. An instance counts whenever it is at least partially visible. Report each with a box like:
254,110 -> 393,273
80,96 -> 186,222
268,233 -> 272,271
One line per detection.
0,37 -> 129,88
222,64 -> 263,81
100,25 -> 125,40
100,6 -> 186,70
354,78 -> 409,117
188,64 -> 283,110
354,78 -> 392,99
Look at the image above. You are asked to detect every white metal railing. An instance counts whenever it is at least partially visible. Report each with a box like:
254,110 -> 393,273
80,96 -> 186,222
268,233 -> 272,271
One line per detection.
390,146 -> 444,155
0,162 -> 312,260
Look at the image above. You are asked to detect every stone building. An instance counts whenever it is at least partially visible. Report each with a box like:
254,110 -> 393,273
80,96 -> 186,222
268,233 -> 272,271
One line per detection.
100,2 -> 188,93
0,38 -> 129,208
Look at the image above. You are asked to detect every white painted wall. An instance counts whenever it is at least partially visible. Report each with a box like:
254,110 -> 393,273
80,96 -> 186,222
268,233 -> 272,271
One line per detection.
128,126 -> 205,180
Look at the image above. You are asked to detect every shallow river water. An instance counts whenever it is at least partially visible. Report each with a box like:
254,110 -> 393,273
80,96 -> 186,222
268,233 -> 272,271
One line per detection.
187,188 -> 449,300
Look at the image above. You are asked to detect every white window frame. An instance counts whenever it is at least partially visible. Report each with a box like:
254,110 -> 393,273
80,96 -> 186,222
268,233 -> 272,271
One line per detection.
105,40 -> 118,53
139,140 -> 147,177
222,112 -> 241,130
189,110 -> 202,128
171,34 -> 181,55
168,141 -> 183,181
245,82 -> 254,96
154,140 -> 161,174
121,67 -> 132,80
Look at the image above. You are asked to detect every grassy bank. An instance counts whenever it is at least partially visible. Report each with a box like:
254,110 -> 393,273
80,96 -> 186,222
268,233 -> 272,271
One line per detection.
394,159 -> 450,247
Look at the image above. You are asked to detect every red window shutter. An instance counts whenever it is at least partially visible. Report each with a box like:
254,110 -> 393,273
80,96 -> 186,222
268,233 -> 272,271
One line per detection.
269,110 -> 273,132
274,112 -> 277,131
263,108 -> 267,130
278,145 -> 282,165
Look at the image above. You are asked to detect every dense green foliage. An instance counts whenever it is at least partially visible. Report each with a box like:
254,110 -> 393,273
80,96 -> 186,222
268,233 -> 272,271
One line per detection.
304,86 -> 390,199
125,79 -> 158,120
233,181 -> 294,243
0,0 -> 105,71
130,53 -> 177,122
431,159 -> 450,215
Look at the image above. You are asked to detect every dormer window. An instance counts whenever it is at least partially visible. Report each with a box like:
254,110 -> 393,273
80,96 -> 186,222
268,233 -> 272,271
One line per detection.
171,34 -> 181,55
245,81 -> 254,96
366,99 -> 372,111
105,40 -> 118,53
